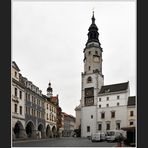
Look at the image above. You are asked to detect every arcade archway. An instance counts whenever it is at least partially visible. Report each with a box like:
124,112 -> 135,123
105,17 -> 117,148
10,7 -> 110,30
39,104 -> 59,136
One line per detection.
46,125 -> 52,138
38,124 -> 44,138
13,121 -> 24,138
25,121 -> 35,138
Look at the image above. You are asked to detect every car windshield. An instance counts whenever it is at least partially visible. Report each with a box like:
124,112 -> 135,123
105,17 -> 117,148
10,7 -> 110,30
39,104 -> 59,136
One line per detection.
107,131 -> 115,136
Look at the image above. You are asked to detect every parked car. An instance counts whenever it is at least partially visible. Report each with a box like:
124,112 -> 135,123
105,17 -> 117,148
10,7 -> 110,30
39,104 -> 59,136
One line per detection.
91,132 -> 106,142
100,132 -> 106,141
106,130 -> 126,142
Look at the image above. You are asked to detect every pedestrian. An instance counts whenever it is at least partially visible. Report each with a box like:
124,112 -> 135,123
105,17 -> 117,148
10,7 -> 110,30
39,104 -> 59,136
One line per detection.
116,133 -> 124,147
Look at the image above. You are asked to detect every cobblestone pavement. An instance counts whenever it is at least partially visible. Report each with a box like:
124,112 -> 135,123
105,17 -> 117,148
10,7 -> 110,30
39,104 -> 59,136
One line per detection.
12,137 -> 117,147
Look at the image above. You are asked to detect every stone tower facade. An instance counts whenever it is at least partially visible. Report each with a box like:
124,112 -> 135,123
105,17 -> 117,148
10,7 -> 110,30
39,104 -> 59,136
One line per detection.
81,12 -> 104,137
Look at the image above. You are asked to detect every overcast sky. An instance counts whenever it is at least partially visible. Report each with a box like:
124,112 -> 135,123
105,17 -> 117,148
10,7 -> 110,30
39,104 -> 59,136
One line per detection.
12,1 -> 136,116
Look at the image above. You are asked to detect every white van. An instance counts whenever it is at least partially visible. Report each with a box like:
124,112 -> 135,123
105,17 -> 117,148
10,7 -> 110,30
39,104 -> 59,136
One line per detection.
106,130 -> 126,142
91,132 -> 106,142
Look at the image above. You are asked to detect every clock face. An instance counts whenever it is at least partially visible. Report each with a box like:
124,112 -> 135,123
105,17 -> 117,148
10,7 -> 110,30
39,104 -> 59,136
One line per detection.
85,98 -> 94,106
93,56 -> 100,63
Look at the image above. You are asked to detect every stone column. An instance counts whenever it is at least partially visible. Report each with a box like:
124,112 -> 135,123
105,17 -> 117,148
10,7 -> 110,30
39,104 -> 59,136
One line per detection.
19,129 -> 27,139
12,129 -> 15,141
41,131 -> 46,139
32,130 -> 37,139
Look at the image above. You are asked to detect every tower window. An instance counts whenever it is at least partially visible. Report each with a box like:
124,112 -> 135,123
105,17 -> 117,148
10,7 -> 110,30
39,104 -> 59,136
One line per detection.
99,105 -> 101,108
87,76 -> 92,83
99,98 -> 101,102
101,112 -> 105,119
88,51 -> 91,55
91,115 -> 93,119
95,51 -> 98,55
106,104 -> 109,107
107,97 -> 109,101
87,126 -> 90,132
88,66 -> 91,71
117,102 -> 120,106
117,96 -> 120,99
111,111 -> 115,118
130,111 -> 134,116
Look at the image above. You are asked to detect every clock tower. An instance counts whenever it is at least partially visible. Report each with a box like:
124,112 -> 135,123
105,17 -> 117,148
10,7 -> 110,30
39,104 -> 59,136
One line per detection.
81,12 -> 104,137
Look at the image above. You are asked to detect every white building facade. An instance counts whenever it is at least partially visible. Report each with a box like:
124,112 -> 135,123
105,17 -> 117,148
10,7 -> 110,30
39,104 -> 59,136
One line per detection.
96,83 -> 129,133
11,61 -> 27,139
81,12 -> 104,137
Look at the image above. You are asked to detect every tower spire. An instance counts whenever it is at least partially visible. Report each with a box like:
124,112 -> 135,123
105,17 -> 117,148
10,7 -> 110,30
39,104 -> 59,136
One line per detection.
92,11 -> 95,24
86,11 -> 101,48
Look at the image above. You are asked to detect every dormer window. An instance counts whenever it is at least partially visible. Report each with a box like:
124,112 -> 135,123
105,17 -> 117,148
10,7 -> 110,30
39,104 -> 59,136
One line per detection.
105,89 -> 110,93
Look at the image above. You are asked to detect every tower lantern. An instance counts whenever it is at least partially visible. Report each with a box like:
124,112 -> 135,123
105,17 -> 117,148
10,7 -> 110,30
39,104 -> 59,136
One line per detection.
47,81 -> 53,98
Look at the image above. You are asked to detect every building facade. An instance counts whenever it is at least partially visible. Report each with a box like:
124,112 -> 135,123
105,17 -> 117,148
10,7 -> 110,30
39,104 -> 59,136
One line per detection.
43,83 -> 58,138
75,104 -> 81,129
12,61 -> 62,140
62,112 -> 76,137
22,77 -> 46,139
96,82 -> 130,133
12,61 -> 27,139
127,96 -> 136,127
78,12 -> 135,138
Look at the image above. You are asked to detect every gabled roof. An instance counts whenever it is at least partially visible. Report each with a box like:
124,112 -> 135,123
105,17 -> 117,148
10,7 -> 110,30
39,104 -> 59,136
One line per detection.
99,81 -> 129,94
128,96 -> 136,106
12,61 -> 20,71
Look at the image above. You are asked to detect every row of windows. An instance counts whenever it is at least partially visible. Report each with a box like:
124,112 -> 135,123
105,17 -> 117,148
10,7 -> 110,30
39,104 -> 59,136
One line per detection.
98,110 -> 134,119
99,96 -> 120,102
87,122 -> 121,132
100,112 -> 115,119
14,104 -> 22,115
14,88 -> 22,99
47,104 -> 56,113
26,107 -> 44,118
46,113 -> 56,122
26,93 -> 44,107
98,102 -> 120,108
